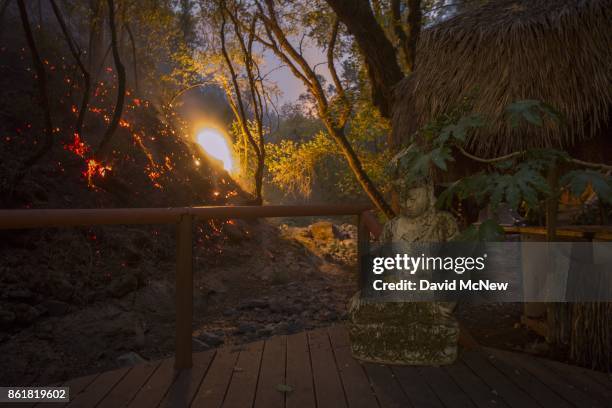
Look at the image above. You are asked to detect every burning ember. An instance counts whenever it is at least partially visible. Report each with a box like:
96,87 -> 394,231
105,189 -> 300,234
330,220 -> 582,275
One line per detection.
64,133 -> 88,157
63,133 -> 110,188
84,159 -> 111,187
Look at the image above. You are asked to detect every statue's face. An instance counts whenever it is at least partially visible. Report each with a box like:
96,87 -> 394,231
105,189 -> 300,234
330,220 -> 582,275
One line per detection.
401,186 -> 431,217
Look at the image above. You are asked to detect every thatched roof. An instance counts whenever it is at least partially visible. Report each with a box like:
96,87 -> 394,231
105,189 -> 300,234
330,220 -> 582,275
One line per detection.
392,0 -> 612,157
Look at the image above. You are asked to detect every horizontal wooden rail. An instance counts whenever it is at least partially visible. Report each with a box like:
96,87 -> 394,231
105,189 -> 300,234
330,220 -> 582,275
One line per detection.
0,204 -> 371,230
0,204 -> 373,370
503,225 -> 612,241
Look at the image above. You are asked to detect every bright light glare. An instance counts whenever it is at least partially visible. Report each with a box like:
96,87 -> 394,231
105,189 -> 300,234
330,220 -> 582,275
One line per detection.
195,128 -> 234,172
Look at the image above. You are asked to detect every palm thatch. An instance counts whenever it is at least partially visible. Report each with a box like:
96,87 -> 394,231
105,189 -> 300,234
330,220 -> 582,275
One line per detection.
392,0 -> 612,157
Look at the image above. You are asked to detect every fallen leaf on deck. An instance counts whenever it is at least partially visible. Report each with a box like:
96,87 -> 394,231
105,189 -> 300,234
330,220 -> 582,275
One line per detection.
276,384 -> 293,393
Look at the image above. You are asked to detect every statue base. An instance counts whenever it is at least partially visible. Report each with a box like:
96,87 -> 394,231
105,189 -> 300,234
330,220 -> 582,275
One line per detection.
348,293 -> 459,365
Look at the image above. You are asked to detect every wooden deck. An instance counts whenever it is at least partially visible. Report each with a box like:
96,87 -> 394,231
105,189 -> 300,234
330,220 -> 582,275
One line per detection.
32,325 -> 612,408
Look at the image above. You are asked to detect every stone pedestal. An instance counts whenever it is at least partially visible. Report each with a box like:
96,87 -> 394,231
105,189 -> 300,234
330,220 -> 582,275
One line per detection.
348,293 -> 458,365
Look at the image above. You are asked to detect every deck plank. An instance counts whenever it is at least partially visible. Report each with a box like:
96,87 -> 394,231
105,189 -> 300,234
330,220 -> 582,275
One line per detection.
67,367 -> 129,408
391,366 -> 444,408
481,351 -> 572,408
160,350 -> 215,408
538,355 -> 612,402
445,361 -> 509,408
285,331 -> 316,408
254,335 -> 287,408
489,348 -> 606,408
127,358 -> 178,408
30,374 -> 98,408
327,325 -> 351,348
307,328 -> 348,408
328,326 -> 379,408
461,351 -> 539,408
419,366 -> 476,408
41,326 -> 612,408
222,341 -> 264,408
97,361 -> 160,408
190,346 -> 239,408
363,364 -> 411,408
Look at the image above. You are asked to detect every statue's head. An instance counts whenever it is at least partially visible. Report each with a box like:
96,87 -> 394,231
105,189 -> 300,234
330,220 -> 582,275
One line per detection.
399,181 -> 435,218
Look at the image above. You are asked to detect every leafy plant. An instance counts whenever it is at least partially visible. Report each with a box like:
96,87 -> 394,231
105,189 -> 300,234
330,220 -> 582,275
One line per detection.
560,170 -> 612,205
393,99 -> 610,241
505,100 -> 561,128
453,219 -> 505,242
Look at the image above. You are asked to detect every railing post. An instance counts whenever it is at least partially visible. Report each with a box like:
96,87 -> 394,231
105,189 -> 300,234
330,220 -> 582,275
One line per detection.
357,211 -> 370,290
175,214 -> 193,369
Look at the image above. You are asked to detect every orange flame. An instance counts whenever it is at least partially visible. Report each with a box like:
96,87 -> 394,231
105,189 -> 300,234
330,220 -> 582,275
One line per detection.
83,159 -> 111,187
64,133 -> 89,157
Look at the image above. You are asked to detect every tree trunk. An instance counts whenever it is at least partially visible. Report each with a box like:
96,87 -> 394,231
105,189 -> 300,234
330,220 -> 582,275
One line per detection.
254,154 -> 264,205
125,23 -> 139,94
325,0 -> 404,119
87,0 -> 104,74
10,0 -> 54,194
0,0 -> 11,39
96,0 -> 126,159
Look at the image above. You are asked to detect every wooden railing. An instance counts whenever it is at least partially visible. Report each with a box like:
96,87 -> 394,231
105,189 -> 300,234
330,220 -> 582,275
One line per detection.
0,204 -> 376,369
502,225 -> 612,241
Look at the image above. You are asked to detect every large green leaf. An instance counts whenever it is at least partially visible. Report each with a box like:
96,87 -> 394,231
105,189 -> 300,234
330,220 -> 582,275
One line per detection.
478,219 -> 505,242
560,170 -> 612,204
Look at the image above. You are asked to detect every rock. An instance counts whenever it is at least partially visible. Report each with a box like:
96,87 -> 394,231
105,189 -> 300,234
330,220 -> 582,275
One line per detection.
269,300 -> 299,315
43,300 -> 70,317
49,278 -> 74,302
257,326 -> 273,337
122,247 -> 142,268
13,303 -> 40,324
108,274 -> 138,298
531,342 -> 549,353
222,308 -> 237,317
198,332 -> 224,347
239,299 -> 269,310
275,321 -> 303,335
309,222 -> 339,241
236,322 -> 258,334
34,321 -> 55,340
324,310 -> 339,321
192,337 -> 211,351
117,352 -> 147,366
224,222 -> 249,242
6,288 -> 34,301
0,309 -> 16,326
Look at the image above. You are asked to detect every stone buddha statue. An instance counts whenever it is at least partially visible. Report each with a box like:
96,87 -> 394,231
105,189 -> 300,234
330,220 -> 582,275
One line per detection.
381,181 -> 458,243
348,181 -> 461,365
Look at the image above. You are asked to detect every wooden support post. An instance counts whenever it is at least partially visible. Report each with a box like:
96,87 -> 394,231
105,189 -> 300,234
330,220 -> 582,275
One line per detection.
357,212 -> 370,290
545,164 -> 559,241
175,214 -> 193,369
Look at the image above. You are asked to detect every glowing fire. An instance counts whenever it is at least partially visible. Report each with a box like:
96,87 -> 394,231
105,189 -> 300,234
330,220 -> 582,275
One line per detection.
84,159 -> 111,187
195,128 -> 234,172
64,132 -> 88,157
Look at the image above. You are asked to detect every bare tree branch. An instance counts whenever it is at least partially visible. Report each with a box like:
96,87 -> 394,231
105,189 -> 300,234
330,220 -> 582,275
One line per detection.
50,0 -> 91,137
219,4 -> 261,160
327,17 -> 350,128
96,0 -> 127,158
125,23 -> 139,93
253,0 -> 396,218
